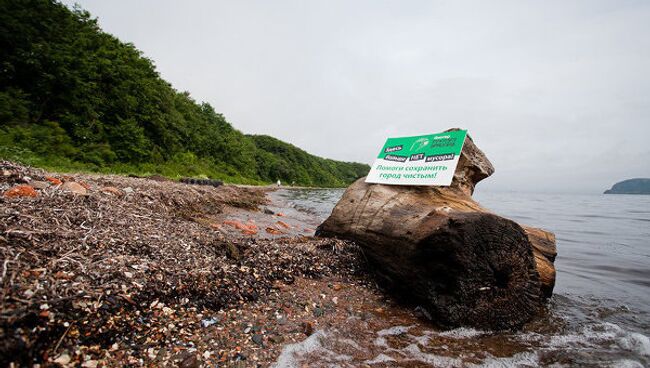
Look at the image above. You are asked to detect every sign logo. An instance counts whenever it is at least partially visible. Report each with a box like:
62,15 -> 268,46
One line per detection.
365,130 -> 467,186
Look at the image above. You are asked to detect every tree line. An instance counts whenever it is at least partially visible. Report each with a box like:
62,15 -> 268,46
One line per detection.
0,0 -> 369,186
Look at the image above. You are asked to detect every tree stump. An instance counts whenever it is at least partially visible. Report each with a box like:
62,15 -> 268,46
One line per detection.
317,130 -> 556,330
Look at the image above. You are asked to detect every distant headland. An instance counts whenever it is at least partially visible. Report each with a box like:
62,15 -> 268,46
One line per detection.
604,178 -> 650,195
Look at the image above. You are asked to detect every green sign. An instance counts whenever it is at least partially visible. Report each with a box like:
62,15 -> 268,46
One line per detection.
366,130 -> 467,186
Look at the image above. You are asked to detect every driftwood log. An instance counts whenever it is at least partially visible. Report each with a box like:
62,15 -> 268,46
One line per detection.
317,130 -> 556,330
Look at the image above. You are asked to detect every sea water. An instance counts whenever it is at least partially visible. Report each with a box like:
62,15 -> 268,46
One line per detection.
271,189 -> 650,367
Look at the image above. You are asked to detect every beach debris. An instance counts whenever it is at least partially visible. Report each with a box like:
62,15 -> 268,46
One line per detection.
0,161 -> 365,366
3,184 -> 38,198
317,129 -> 558,330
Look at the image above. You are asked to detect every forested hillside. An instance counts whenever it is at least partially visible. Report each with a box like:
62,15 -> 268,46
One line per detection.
0,0 -> 369,186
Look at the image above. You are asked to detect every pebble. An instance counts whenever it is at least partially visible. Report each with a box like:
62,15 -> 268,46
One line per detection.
200,317 -> 219,328
301,321 -> 314,336
53,353 -> 71,365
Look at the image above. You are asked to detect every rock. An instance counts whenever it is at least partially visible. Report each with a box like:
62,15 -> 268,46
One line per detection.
45,176 -> 62,185
3,185 -> 38,198
101,186 -> 123,196
317,129 -> 557,330
31,181 -> 50,189
53,353 -> 71,365
60,182 -> 87,195
1,169 -> 13,178
223,219 -> 258,235
265,227 -> 284,235
123,187 -> 134,194
263,207 -> 275,215
276,221 -> 291,229
200,317 -> 220,328
301,321 -> 314,336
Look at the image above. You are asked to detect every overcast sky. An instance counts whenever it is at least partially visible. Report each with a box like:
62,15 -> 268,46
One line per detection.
62,0 -> 649,193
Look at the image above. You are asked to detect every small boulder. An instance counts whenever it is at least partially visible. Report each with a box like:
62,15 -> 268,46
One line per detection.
60,182 -> 87,195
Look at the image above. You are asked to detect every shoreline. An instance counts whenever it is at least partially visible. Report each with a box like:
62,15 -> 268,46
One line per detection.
4,162 -> 649,367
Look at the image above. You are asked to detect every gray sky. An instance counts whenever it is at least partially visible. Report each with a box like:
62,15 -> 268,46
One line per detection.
62,0 -> 649,193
